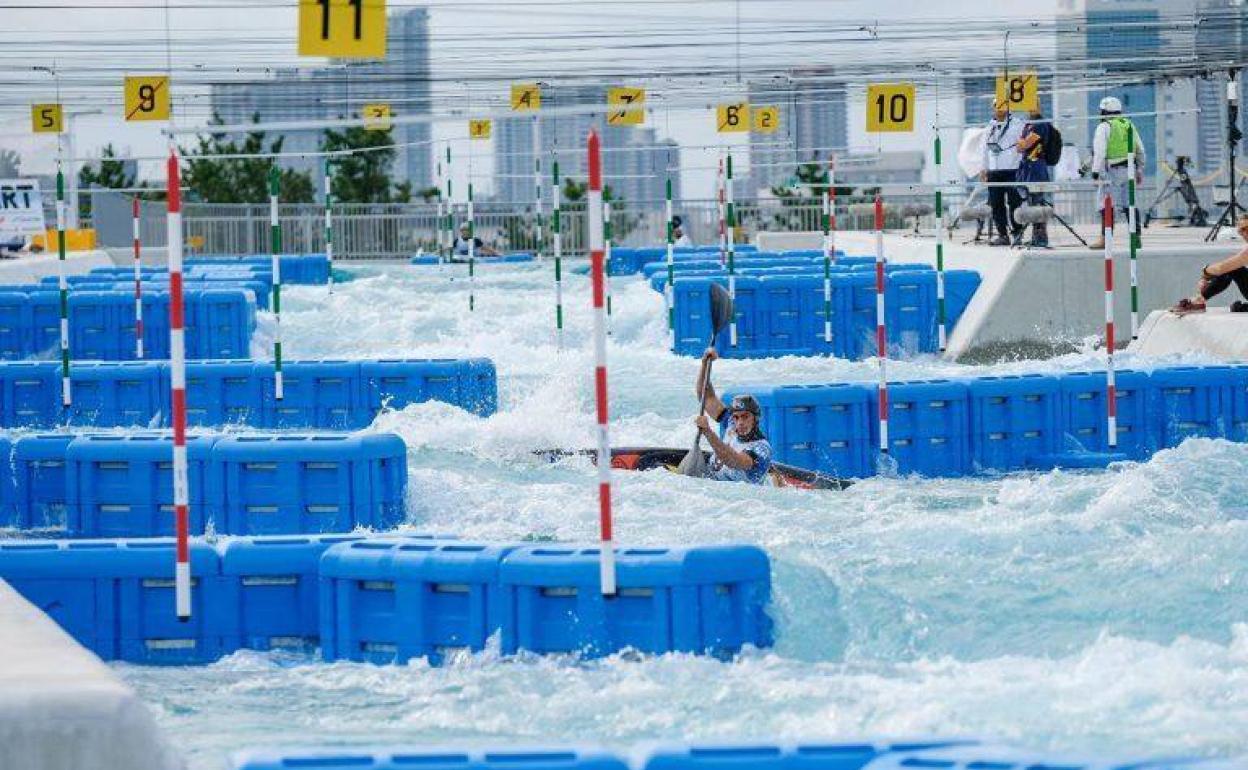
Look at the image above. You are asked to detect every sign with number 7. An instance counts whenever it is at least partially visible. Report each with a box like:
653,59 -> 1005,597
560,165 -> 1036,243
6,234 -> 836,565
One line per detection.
299,0 -> 387,59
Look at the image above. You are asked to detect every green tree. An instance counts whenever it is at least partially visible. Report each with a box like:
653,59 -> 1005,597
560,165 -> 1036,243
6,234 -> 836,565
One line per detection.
78,144 -> 137,191
321,122 -> 406,203
0,148 -> 21,177
181,113 -> 315,204
768,162 -> 858,231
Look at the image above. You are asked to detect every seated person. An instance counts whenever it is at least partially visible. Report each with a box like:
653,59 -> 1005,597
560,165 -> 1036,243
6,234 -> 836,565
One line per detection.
451,223 -> 501,259
692,348 -> 773,484
1173,215 -> 1248,314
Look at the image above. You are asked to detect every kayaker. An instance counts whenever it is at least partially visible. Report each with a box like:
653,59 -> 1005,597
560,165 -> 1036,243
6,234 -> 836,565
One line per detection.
693,348 -> 773,484
452,223 -> 500,259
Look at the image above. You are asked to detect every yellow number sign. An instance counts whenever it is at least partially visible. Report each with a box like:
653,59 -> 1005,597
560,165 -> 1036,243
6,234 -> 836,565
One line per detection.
511,84 -> 541,112
996,70 -> 1039,112
866,83 -> 915,133
607,87 -> 646,126
31,104 -> 64,134
124,76 -> 171,122
363,103 -> 391,130
469,119 -> 492,140
716,102 -> 749,133
298,0 -> 387,59
751,105 -> 779,134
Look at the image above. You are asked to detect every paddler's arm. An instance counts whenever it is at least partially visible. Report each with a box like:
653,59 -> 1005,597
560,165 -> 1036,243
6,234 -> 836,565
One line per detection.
694,414 -> 756,471
696,348 -> 725,417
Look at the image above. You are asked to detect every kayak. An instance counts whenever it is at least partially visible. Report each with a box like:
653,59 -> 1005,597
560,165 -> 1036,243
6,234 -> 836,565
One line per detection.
537,446 -> 851,491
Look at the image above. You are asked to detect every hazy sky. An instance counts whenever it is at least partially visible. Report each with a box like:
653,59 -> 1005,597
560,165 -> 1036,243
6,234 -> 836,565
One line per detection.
1,0 -> 1057,198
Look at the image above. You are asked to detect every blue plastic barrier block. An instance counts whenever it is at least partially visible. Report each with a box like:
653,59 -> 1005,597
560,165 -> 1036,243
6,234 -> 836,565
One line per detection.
500,252 -> 535,263
499,544 -> 772,658
0,361 -> 58,427
759,276 -> 811,356
1059,369 -> 1152,460
11,434 -> 75,530
139,292 -> 171,360
764,384 -> 873,478
941,269 -> 981,332
0,291 -> 29,359
673,279 -> 720,355
66,433 -> 221,538
214,433 -> 407,535
870,379 -> 970,476
319,539 -> 516,664
68,291 -> 127,361
28,290 -> 61,358
360,358 -> 498,418
233,747 -> 631,770
888,270 -> 937,354
259,360 -> 363,429
1151,365 -> 1243,447
0,539 -> 223,663
644,740 -> 975,770
0,435 -> 13,528
858,743 -> 1167,770
66,361 -> 165,428
186,288 -> 255,359
465,358 -> 499,416
218,534 -> 366,652
967,374 -> 1062,472
185,360 -> 265,427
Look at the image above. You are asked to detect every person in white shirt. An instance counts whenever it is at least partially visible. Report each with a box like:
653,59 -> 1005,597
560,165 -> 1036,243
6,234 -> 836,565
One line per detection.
980,99 -> 1026,246
672,216 -> 693,247
1089,96 -> 1146,249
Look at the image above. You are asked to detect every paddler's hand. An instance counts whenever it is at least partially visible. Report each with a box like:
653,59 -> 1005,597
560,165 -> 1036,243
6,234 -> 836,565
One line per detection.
694,414 -> 712,435
702,347 -> 718,363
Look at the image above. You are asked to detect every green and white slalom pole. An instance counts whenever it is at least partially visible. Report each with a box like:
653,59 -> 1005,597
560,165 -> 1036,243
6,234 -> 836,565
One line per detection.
444,145 -> 453,263
726,151 -> 737,348
533,117 -> 544,260
435,158 -> 444,261
1127,124 -> 1140,340
934,128 -> 948,352
552,159 -> 564,350
269,165 -> 284,400
821,157 -> 833,345
468,182 -> 476,312
324,160 -> 334,295
664,176 -> 675,351
604,198 -> 613,333
55,164 -> 71,408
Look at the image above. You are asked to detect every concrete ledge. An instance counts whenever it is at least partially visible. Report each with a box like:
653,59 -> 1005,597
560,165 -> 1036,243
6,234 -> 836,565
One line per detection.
0,579 -> 181,770
0,250 -> 114,283
1130,308 -> 1248,359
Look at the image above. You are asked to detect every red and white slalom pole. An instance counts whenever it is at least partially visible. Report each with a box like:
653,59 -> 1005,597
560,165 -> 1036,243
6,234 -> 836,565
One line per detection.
166,150 -> 192,621
717,156 -> 726,266
1103,194 -> 1117,449
587,130 -> 616,597
132,198 -> 144,359
875,195 -> 889,454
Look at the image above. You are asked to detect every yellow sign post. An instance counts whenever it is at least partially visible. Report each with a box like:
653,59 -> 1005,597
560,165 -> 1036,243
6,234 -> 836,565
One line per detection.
716,102 -> 749,133
31,104 -> 64,134
607,87 -> 646,126
751,105 -> 779,134
469,119 -> 492,140
511,84 -> 541,112
866,83 -> 916,133
298,0 -> 387,58
996,70 -> 1039,113
363,103 -> 392,130
124,76 -> 171,122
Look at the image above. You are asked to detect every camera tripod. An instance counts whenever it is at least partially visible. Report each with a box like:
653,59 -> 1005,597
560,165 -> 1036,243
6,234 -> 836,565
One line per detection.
1143,157 -> 1208,227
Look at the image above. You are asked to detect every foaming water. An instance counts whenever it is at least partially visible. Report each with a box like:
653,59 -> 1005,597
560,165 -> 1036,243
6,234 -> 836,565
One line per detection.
116,263 -> 1248,768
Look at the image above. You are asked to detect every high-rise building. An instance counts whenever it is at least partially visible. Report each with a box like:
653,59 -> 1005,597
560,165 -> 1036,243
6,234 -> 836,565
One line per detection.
746,73 -> 848,195
209,7 -> 432,191
493,83 -> 680,205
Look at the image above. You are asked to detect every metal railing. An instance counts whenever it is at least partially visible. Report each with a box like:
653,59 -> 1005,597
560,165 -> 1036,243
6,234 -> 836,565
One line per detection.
167,183 -> 1226,259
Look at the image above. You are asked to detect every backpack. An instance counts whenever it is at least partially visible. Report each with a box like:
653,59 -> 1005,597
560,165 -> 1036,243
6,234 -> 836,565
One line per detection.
1043,124 -> 1063,166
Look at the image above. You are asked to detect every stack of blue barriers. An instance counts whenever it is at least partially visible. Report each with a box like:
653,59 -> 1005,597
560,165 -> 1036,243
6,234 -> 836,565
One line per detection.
230,740 -> 1242,770
0,432 -> 407,536
732,363 -> 1248,479
0,535 -> 772,665
0,357 -> 498,429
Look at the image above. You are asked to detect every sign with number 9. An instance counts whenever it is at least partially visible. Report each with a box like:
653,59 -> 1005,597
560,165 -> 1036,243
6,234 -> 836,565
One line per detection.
124,76 -> 171,122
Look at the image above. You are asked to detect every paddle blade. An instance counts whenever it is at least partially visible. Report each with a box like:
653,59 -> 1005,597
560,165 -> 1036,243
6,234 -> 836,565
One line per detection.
676,436 -> 708,477
709,282 -> 734,336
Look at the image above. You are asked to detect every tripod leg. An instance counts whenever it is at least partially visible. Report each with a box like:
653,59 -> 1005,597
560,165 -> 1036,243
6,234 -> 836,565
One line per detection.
1050,211 -> 1088,246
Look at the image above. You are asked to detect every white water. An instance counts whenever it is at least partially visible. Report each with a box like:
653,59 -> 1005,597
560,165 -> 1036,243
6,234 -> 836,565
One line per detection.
118,262 -> 1248,769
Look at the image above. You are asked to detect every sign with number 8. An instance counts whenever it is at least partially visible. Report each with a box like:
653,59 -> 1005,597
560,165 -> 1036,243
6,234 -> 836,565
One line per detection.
298,0 -> 387,59
717,102 -> 749,133
995,70 -> 1039,112
124,76 -> 171,122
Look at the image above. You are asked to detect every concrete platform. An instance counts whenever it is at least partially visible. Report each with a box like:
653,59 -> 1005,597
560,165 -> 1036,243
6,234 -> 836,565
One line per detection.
0,579 -> 181,770
829,226 -> 1236,361
1129,308 -> 1248,359
0,249 -> 114,283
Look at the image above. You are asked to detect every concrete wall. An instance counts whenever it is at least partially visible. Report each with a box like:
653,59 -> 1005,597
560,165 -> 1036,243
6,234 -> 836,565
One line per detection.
0,580 -> 182,770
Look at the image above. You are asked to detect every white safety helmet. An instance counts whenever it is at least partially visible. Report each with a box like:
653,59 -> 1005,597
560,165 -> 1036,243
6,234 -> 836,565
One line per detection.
1099,96 -> 1123,114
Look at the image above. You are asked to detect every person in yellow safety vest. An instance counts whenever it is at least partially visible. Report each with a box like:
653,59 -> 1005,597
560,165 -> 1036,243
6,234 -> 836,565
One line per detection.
1089,96 -> 1146,249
